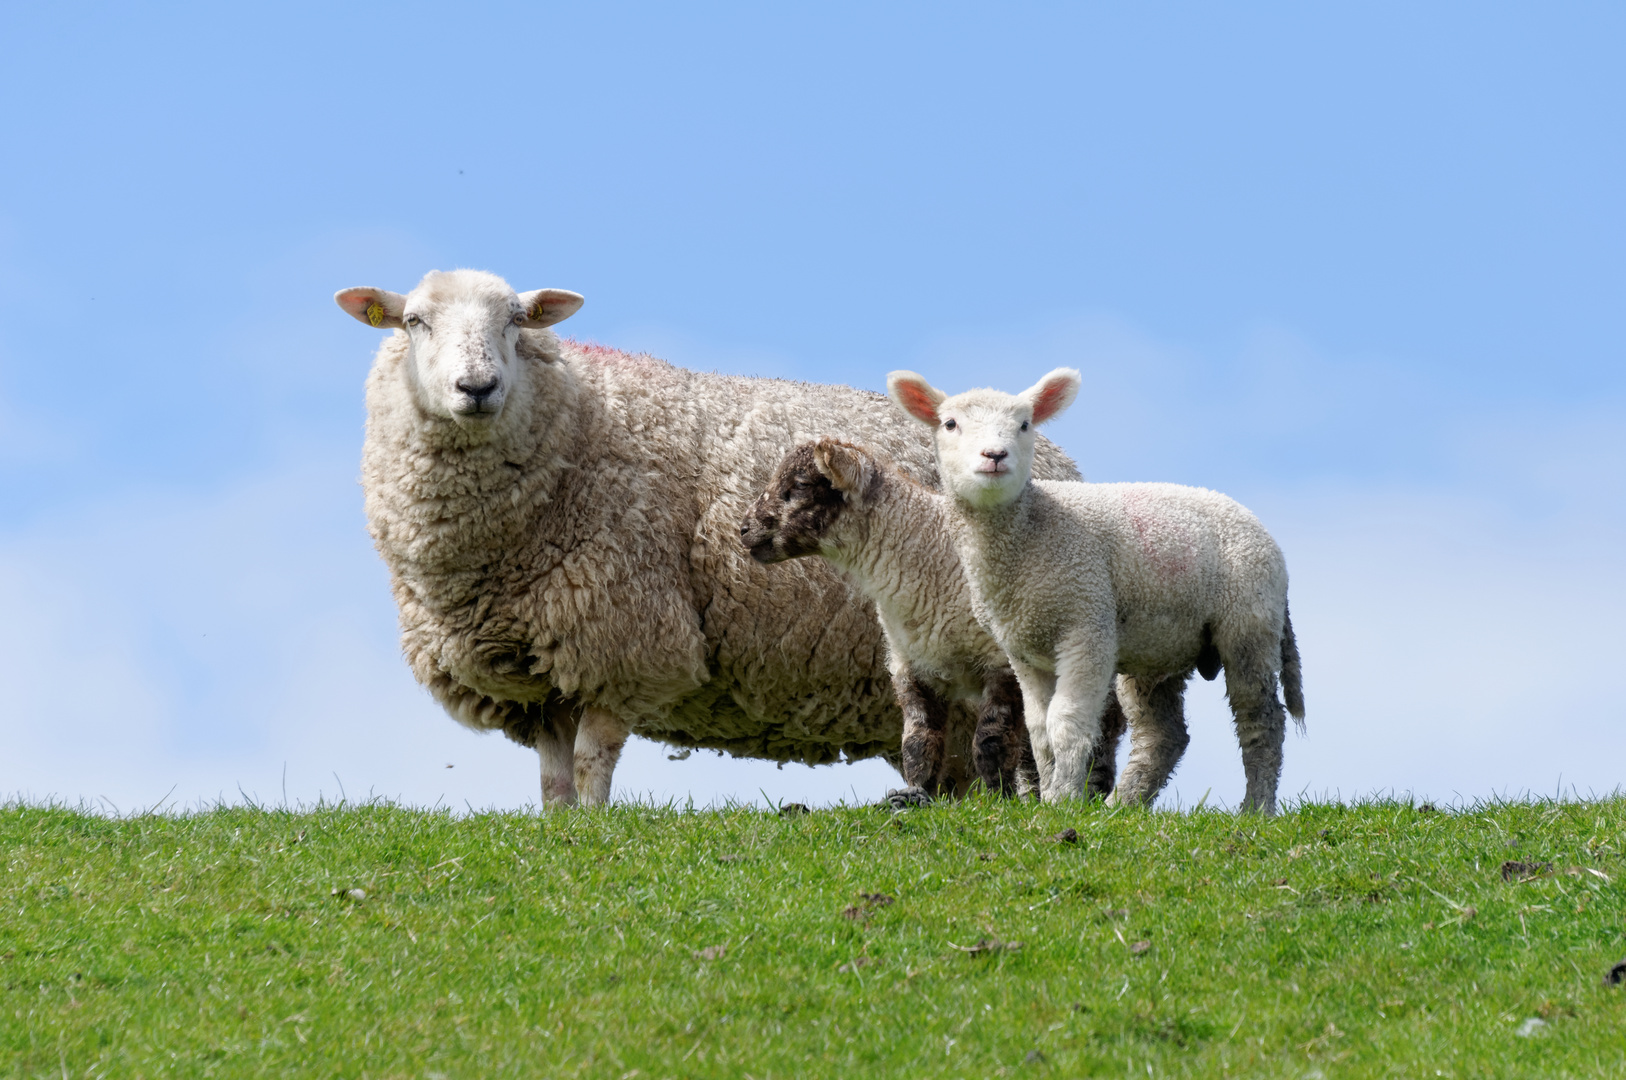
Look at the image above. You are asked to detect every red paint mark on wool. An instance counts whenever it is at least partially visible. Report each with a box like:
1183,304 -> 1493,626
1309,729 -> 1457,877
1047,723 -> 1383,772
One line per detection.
1123,489 -> 1194,579
562,339 -> 674,374
568,340 -> 627,360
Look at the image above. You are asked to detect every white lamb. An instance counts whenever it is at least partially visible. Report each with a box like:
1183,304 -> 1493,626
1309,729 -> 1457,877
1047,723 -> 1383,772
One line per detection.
739,438 -> 1125,800
887,368 -> 1305,812
333,270 -> 1082,806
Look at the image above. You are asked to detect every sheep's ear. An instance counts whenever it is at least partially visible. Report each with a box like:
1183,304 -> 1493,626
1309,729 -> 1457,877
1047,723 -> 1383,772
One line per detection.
335,288 -> 406,329
812,441 -> 871,499
516,289 -> 584,328
1022,367 -> 1081,425
887,371 -> 946,426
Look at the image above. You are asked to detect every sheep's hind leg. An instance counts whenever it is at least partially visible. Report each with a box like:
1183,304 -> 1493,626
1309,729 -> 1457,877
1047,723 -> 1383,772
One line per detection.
537,712 -> 580,808
1043,637 -> 1116,802
1224,654 -> 1286,815
1107,675 -> 1190,808
573,708 -> 631,807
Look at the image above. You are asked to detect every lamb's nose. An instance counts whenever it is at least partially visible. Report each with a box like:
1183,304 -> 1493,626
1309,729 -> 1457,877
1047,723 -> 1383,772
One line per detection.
457,376 -> 500,401
981,448 -> 1008,462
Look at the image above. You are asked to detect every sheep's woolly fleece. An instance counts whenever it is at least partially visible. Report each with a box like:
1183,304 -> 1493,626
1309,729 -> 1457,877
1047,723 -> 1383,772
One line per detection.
357,273 -> 1081,767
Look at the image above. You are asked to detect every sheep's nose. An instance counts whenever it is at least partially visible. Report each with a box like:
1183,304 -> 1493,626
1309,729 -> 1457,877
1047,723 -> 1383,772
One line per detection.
980,448 -> 1008,462
457,376 -> 500,401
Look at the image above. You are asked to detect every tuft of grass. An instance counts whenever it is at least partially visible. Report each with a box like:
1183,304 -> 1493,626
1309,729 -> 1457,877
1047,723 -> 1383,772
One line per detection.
2,796 -> 1624,1077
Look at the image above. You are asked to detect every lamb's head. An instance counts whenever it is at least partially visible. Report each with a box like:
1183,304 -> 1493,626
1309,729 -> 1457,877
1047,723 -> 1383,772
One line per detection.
887,368 -> 1080,509
336,270 -> 583,430
739,439 -> 880,564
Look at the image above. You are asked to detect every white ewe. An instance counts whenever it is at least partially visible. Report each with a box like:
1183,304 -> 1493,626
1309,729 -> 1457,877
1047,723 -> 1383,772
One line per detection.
334,270 -> 1083,806
740,438 -> 1125,800
887,368 -> 1304,812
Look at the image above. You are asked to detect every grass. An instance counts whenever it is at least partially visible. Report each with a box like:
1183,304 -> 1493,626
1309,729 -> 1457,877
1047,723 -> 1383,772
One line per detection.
2,796 -> 1624,1079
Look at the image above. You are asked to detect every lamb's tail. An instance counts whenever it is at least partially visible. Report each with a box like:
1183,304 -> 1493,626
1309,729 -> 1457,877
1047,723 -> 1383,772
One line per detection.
1280,603 -> 1305,732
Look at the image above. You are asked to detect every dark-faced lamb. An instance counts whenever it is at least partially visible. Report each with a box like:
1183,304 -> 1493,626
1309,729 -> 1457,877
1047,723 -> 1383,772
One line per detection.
887,368 -> 1304,813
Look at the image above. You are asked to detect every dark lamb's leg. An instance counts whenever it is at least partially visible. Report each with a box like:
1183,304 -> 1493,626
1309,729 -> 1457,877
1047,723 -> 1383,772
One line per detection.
892,670 -> 953,802
975,667 -> 1031,797
1087,686 -> 1128,799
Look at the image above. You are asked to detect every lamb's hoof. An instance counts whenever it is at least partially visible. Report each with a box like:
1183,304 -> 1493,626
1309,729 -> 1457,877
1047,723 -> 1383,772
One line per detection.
885,786 -> 932,810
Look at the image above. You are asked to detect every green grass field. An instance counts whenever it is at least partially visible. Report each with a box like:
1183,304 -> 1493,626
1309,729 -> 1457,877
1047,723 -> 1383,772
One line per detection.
3,796 -> 1624,1079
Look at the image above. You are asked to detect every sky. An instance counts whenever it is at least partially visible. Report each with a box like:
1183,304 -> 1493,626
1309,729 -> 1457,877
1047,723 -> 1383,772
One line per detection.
1,2 -> 1621,813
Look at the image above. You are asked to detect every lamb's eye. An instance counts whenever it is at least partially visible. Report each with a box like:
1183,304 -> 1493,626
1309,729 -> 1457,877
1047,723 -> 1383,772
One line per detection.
405,313 -> 422,327
512,312 -> 526,326
1020,420 -> 1029,432
943,418 -> 957,431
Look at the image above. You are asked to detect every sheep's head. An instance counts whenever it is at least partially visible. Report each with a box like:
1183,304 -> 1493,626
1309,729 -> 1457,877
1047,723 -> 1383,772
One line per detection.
740,439 -> 879,564
887,368 -> 1079,509
336,270 -> 582,430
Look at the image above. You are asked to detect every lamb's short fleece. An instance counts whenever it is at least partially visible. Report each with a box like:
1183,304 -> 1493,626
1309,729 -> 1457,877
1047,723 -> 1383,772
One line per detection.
334,269 -> 1083,806
888,369 -> 1304,813
740,438 -> 1124,799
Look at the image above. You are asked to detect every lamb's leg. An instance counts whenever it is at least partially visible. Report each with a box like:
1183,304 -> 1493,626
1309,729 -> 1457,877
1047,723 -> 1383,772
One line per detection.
1088,686 -> 1128,799
1107,675 -> 1190,808
537,712 -> 579,808
1044,635 -> 1117,802
573,708 -> 630,807
973,668 -> 1026,796
1224,653 -> 1287,815
894,671 -> 954,797
1008,660 -> 1058,797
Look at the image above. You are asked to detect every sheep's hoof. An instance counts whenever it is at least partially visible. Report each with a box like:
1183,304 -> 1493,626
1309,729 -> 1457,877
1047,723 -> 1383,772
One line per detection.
885,786 -> 932,810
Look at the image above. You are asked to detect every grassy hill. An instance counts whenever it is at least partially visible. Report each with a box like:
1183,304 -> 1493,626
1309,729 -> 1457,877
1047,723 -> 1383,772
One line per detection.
3,796 -> 1623,1078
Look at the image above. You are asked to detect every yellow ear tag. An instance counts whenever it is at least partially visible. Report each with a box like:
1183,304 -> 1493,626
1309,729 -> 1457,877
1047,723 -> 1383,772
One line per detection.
366,302 -> 384,327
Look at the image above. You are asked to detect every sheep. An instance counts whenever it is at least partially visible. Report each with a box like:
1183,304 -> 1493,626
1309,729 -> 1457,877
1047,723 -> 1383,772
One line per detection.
887,368 -> 1305,813
740,438 -> 1125,801
333,269 -> 1085,806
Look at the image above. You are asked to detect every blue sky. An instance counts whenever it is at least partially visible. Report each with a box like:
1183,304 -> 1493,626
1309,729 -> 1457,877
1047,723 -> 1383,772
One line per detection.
2,3 -> 1622,811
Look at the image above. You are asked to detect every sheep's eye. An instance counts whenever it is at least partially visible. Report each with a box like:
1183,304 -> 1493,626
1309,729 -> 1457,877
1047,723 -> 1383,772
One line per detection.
512,312 -> 526,326
1020,420 -> 1029,432
405,313 -> 422,327
943,418 -> 957,431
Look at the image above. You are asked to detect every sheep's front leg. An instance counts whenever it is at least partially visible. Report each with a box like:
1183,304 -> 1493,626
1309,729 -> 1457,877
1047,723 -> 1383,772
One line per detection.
537,712 -> 580,808
1044,634 -> 1117,802
1008,660 -> 1057,797
894,670 -> 954,797
573,708 -> 630,807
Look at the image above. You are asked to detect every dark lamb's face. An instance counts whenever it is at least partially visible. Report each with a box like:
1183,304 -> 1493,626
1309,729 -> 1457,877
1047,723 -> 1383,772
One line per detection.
739,446 -> 848,564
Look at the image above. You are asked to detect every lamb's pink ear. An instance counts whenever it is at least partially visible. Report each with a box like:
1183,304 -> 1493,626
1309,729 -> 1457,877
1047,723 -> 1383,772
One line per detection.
1023,367 -> 1081,425
886,371 -> 946,426
516,289 -> 584,328
335,288 -> 406,329
812,440 -> 871,498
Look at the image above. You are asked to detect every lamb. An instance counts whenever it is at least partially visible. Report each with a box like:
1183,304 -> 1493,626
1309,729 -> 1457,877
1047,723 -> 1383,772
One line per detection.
887,368 -> 1305,813
333,269 -> 1083,806
740,438 -> 1124,801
